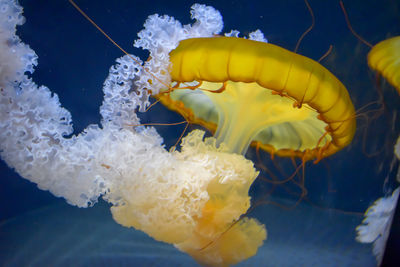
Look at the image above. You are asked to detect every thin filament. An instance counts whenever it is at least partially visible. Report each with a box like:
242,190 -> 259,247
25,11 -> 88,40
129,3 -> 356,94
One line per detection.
339,1 -> 373,48
318,45 -> 333,62
69,0 -> 172,89
294,0 -> 315,53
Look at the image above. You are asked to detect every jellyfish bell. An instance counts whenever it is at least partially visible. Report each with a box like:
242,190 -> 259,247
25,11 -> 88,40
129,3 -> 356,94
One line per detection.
367,36 -> 400,93
157,36 -> 357,162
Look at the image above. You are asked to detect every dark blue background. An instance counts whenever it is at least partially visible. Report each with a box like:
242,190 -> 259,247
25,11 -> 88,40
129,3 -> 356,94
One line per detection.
1,0 -> 399,266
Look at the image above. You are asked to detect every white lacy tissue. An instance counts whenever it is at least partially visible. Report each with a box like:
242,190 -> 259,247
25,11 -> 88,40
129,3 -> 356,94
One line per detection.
356,187 -> 400,265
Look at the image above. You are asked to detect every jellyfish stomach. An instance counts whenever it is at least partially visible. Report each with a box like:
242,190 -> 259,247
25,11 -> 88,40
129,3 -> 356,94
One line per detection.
205,81 -> 314,155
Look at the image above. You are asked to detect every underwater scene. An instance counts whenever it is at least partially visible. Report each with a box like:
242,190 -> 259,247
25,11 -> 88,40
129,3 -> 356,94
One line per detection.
0,0 -> 400,266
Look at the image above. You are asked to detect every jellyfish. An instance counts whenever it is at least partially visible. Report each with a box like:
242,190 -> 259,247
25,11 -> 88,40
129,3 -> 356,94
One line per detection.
157,37 -> 356,161
367,36 -> 400,93
356,187 -> 400,265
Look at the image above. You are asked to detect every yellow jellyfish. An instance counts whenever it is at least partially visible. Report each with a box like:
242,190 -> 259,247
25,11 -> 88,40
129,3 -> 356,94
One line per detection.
367,36 -> 400,93
158,37 -> 356,161
152,37 -> 356,265
65,2 -> 357,266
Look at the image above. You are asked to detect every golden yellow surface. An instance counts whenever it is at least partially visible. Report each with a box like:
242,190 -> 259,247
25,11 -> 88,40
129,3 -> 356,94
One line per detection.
158,37 -> 356,160
368,36 -> 400,94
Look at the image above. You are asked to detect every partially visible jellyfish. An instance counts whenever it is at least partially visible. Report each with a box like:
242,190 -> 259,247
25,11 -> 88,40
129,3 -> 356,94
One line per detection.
356,186 -> 400,265
368,36 -> 400,94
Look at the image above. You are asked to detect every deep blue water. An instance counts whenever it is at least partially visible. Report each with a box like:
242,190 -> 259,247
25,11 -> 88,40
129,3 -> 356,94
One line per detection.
1,0 -> 400,266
